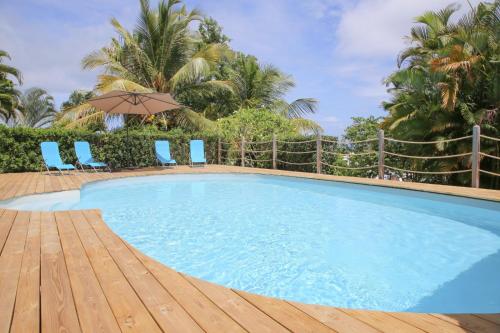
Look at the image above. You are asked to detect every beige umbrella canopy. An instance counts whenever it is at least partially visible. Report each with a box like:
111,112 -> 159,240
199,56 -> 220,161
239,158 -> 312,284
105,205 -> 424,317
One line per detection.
87,90 -> 183,115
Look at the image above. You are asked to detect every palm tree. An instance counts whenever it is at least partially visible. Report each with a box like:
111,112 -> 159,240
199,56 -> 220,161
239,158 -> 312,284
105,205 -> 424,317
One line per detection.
229,54 -> 317,117
57,0 -> 231,130
0,50 -> 22,123
14,88 -> 57,128
382,2 -> 499,188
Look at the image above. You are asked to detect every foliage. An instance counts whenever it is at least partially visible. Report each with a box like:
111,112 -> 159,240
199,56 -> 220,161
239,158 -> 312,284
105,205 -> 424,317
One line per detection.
382,1 -> 499,188
12,88 -> 58,128
60,90 -> 95,111
0,50 -> 22,123
0,125 -> 219,172
198,17 -> 231,45
56,0 -> 320,133
57,0 -> 231,131
217,108 -> 298,141
321,116 -> 381,178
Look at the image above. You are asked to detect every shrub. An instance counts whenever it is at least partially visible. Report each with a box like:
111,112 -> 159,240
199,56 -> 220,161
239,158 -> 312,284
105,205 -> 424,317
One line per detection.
0,125 -> 219,172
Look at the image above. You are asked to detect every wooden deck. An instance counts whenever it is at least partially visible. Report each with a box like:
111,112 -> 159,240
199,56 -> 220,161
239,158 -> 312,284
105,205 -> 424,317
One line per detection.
0,166 -> 499,332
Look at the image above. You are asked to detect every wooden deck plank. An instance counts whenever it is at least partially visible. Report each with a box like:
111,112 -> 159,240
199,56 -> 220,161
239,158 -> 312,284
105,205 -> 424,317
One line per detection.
387,312 -> 471,333
185,275 -> 290,333
291,302 -> 380,333
69,210 -> 162,333
25,173 -> 39,196
84,210 -> 204,333
474,314 -> 500,326
13,173 -> 33,198
432,314 -> 500,333
236,290 -> 336,333
339,309 -> 426,333
55,211 -> 121,333
2,174 -> 25,200
35,172 -> 45,193
0,211 -> 30,333
10,212 -> 41,333
40,211 -> 82,333
0,209 -> 16,254
129,243 -> 247,333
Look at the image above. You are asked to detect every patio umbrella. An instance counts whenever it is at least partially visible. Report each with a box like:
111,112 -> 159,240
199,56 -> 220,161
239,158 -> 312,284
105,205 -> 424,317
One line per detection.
88,90 -> 183,167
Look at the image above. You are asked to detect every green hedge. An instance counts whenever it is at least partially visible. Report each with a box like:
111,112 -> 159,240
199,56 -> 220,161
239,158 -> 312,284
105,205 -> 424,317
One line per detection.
0,126 -> 219,172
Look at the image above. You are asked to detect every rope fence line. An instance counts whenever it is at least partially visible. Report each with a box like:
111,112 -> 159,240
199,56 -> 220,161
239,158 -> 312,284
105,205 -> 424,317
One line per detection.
277,150 -> 316,154
385,135 -> 472,145
385,165 -> 472,175
480,169 -> 500,177
246,140 -> 273,145
321,138 -> 377,144
245,158 -> 273,163
480,134 -> 500,142
245,149 -> 273,154
321,162 -> 377,170
322,150 -> 377,156
276,159 -> 315,166
218,126 -> 499,188
480,152 -> 500,161
277,139 -> 317,144
384,151 -> 472,160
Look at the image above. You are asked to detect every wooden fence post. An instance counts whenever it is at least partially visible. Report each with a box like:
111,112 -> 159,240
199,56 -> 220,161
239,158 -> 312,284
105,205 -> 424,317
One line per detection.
316,135 -> 322,174
241,137 -> 245,167
378,130 -> 385,180
272,134 -> 277,170
217,137 -> 222,165
472,125 -> 480,188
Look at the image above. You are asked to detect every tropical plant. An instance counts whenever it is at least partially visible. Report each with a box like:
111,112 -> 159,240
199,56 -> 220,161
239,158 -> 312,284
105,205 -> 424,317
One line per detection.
382,1 -> 499,188
14,88 -> 57,128
61,90 -> 95,111
57,0 -> 320,134
228,54 -> 318,119
57,0 -> 232,130
0,50 -> 22,123
198,17 -> 231,45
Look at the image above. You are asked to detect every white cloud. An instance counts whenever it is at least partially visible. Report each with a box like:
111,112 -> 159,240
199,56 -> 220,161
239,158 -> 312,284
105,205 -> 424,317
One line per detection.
335,0 -> 481,58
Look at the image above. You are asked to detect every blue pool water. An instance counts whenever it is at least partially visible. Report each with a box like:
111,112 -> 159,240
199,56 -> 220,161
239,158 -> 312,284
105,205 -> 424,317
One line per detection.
3,174 -> 500,313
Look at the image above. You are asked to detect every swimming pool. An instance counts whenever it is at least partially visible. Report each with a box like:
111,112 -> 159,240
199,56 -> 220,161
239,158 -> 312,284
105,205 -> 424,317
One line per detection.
2,173 -> 500,313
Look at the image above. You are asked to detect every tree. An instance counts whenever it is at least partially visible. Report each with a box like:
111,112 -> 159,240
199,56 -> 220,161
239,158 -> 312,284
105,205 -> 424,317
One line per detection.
14,88 -> 57,128
57,0 -> 232,130
0,50 -> 22,123
228,54 -> 318,119
322,116 -> 381,178
61,90 -> 95,111
198,17 -> 230,45
382,1 -> 499,188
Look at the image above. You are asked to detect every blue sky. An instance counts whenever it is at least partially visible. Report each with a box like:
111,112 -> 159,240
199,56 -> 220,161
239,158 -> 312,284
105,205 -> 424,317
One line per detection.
0,0 -> 479,134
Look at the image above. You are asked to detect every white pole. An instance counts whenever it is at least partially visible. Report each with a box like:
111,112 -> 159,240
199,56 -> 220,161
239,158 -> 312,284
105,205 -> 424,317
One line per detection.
472,125 -> 480,188
272,134 -> 277,170
378,130 -> 385,180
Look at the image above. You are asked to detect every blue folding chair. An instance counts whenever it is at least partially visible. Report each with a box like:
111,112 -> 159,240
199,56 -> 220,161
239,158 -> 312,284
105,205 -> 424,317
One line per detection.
74,141 -> 110,172
155,140 -> 177,167
190,140 -> 207,167
40,142 -> 75,174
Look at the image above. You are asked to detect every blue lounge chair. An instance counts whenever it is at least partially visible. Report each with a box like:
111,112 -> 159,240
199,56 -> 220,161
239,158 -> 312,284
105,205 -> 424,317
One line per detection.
155,140 -> 177,167
190,139 -> 207,167
74,141 -> 110,172
40,142 -> 75,174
